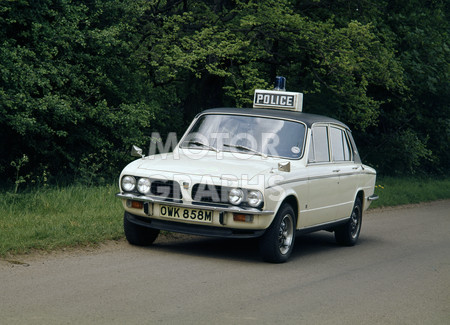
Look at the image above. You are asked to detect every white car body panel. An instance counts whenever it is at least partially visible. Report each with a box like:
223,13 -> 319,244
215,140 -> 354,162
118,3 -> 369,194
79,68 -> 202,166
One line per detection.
117,107 -> 377,240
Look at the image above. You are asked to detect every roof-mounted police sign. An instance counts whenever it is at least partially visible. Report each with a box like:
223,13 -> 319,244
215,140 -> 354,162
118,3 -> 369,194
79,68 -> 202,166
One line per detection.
253,89 -> 303,112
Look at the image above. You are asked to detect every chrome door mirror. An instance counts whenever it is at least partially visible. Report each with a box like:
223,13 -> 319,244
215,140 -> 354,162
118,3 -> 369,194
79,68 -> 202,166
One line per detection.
278,161 -> 291,172
131,145 -> 144,158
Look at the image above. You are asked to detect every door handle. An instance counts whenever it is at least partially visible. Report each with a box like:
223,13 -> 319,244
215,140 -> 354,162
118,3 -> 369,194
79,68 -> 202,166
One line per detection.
333,169 -> 340,172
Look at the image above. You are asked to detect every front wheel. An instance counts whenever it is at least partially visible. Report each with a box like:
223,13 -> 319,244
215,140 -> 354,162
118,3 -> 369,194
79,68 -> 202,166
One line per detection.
124,212 -> 160,246
259,203 -> 296,263
335,197 -> 362,246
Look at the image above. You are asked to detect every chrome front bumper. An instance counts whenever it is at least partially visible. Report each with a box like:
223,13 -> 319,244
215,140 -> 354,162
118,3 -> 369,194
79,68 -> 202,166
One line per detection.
116,192 -> 274,215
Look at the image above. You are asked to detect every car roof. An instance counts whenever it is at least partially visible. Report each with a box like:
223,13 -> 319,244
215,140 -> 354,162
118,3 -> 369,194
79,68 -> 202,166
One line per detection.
198,107 -> 349,129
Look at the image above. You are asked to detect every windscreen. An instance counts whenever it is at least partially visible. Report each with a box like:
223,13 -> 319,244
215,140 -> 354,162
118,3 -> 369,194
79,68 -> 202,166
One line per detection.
181,114 -> 306,159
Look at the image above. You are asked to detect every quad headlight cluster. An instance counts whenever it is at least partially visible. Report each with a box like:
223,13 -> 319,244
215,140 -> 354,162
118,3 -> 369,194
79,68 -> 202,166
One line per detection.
122,176 -> 264,208
121,175 -> 152,195
228,188 -> 263,208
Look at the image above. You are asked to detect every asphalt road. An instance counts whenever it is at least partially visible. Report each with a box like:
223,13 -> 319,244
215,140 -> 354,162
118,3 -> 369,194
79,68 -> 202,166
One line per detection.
1,200 -> 449,325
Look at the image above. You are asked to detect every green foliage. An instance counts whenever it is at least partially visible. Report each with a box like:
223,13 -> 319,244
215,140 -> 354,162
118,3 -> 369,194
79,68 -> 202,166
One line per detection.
0,184 -> 123,256
10,154 -> 30,194
0,0 -> 448,181
353,0 -> 449,175
371,176 -> 450,208
137,0 -> 406,127
0,0 -> 161,184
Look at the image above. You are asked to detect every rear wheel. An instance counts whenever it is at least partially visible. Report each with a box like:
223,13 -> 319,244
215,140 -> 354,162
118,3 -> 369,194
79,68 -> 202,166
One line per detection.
335,197 -> 362,246
259,203 -> 296,263
124,212 -> 160,246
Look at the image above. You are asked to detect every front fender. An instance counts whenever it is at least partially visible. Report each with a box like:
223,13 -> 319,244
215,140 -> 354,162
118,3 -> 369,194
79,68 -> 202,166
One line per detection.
264,186 -> 301,228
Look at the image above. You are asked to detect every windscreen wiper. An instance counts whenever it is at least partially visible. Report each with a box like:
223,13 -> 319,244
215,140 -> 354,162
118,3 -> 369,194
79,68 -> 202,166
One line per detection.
184,140 -> 219,153
223,143 -> 267,158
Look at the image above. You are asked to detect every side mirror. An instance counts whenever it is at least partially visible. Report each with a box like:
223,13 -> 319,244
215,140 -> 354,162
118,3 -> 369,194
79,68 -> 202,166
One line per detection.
278,161 -> 291,172
131,145 -> 144,158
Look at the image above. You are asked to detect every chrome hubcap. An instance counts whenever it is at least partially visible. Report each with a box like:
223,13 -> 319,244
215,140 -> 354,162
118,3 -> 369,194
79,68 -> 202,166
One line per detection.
278,214 -> 294,255
350,205 -> 361,238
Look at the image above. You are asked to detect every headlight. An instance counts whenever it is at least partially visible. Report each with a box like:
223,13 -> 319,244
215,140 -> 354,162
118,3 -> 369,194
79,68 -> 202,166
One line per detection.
228,188 -> 244,205
247,190 -> 263,207
121,176 -> 136,192
137,177 -> 151,194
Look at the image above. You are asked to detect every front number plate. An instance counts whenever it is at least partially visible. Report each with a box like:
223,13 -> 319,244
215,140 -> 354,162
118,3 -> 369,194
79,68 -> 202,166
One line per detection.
159,205 -> 213,224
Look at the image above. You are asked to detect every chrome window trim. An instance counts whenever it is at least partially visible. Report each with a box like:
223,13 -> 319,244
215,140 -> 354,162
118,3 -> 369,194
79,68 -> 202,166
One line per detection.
307,123 -> 356,166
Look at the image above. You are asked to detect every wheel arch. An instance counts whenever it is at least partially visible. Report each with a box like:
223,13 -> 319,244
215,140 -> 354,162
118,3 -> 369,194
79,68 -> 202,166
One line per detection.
355,190 -> 365,210
279,194 -> 299,229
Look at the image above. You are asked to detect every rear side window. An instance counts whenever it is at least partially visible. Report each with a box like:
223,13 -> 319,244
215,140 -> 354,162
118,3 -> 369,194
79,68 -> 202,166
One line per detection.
330,127 -> 352,161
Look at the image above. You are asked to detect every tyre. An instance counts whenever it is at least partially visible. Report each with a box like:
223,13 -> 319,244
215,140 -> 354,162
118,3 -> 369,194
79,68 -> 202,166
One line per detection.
335,197 -> 362,246
124,212 -> 160,246
259,203 -> 296,263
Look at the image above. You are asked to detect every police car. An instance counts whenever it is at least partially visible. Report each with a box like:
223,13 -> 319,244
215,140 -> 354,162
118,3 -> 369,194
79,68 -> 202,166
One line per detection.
116,77 -> 378,263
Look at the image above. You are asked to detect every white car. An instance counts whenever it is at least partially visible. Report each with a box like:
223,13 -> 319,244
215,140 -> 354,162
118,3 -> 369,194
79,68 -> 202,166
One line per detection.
117,85 -> 378,263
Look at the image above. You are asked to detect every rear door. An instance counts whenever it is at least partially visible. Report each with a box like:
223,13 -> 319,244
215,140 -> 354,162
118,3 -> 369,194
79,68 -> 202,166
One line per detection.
329,126 -> 360,218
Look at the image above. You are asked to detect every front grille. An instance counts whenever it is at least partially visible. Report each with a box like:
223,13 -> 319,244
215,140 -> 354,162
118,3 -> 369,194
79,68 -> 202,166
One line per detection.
192,184 -> 228,203
150,179 -> 182,199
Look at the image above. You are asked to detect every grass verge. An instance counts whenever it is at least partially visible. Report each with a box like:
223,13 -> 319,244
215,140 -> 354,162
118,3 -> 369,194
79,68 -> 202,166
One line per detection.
0,185 -> 123,257
370,176 -> 450,209
1,177 -> 449,256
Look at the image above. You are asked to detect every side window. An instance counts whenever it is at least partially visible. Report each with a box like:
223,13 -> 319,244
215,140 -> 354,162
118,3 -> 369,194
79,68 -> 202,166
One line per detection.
309,126 -> 330,163
330,127 -> 352,161
343,132 -> 351,161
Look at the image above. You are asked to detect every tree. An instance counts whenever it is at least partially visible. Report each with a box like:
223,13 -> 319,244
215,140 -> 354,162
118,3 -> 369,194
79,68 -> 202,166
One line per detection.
0,0 -> 163,184
137,0 -> 405,129
1,0 -> 447,185
353,0 -> 449,174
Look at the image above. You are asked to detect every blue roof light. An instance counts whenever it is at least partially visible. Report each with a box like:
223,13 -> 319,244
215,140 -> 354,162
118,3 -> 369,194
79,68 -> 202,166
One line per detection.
274,76 -> 286,91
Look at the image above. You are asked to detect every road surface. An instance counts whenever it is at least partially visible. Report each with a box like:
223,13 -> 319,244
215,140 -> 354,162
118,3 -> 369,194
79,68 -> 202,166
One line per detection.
1,200 -> 449,324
